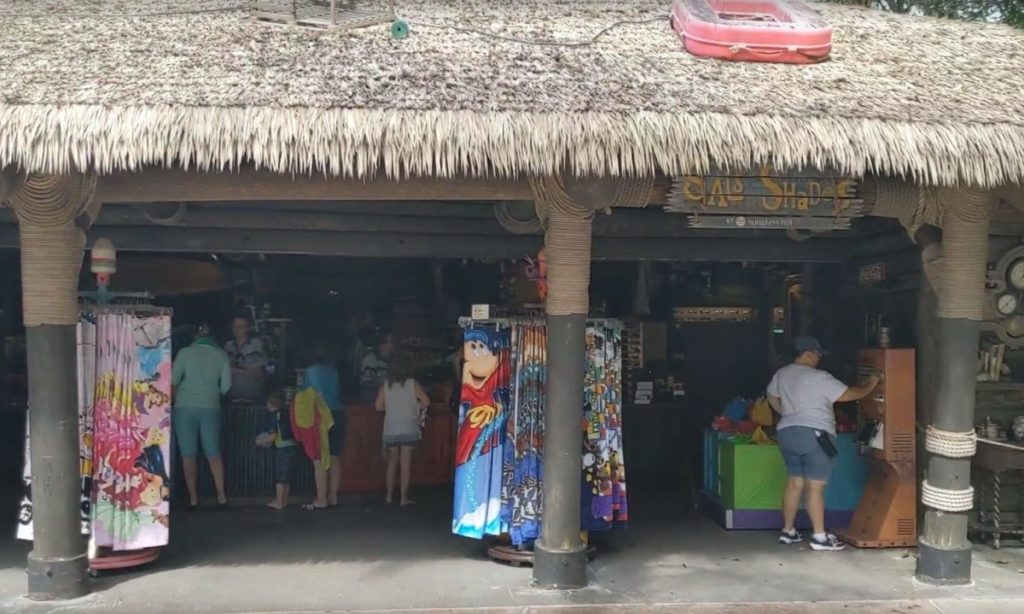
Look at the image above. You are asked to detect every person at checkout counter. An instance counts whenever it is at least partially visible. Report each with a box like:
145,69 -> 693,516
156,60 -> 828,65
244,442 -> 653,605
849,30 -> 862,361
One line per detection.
766,336 -> 881,552
359,332 -> 394,403
304,342 -> 345,507
172,323 -> 232,510
225,315 -> 268,402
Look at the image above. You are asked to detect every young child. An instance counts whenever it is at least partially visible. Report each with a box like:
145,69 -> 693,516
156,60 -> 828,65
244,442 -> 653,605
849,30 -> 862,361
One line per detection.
375,353 -> 431,506
256,390 -> 299,510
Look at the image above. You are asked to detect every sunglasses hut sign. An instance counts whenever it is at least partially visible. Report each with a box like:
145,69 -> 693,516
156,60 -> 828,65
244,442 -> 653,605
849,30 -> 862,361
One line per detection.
666,166 -> 863,231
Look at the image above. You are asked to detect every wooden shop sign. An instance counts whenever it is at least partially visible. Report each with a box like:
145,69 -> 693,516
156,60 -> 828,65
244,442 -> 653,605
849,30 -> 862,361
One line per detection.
687,215 -> 851,231
674,306 -> 757,323
858,262 -> 887,284
667,166 -> 860,216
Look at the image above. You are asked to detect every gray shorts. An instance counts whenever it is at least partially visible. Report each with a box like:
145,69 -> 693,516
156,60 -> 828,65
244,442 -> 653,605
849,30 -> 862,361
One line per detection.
777,426 -> 836,482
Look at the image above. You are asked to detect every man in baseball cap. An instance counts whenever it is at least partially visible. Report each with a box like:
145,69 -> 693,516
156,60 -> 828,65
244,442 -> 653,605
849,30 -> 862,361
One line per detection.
766,336 -> 881,551
794,335 -> 828,357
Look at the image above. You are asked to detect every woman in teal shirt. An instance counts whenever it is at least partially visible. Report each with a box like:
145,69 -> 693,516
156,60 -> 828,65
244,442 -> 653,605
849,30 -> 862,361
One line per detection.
172,323 -> 232,509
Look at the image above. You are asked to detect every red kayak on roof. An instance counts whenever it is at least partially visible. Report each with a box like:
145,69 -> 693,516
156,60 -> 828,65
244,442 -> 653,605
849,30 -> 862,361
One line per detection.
670,0 -> 833,64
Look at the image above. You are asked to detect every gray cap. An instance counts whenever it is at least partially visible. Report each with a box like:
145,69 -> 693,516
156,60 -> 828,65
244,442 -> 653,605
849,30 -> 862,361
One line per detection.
794,336 -> 827,356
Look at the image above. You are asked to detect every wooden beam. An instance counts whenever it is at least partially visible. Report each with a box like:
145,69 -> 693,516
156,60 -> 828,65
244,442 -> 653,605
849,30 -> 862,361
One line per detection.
0,225 -> 850,262
594,237 -> 847,262
97,168 -> 535,203
851,227 -> 915,257
190,200 -> 502,218
837,273 -> 921,298
854,248 -> 920,276
0,225 -> 539,260
99,205 -> 512,235
990,221 -> 1024,236
120,227 -> 539,259
92,204 -> 838,240
96,169 -> 671,205
595,210 -> 841,240
0,171 -> 15,203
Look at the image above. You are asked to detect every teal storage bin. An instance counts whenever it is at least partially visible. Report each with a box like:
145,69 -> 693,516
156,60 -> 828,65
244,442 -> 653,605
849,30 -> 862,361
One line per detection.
825,433 -> 869,510
703,428 -> 731,495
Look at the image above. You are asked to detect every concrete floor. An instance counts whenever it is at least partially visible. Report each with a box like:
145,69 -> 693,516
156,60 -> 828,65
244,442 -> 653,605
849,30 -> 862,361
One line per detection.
1,489 -> 1022,613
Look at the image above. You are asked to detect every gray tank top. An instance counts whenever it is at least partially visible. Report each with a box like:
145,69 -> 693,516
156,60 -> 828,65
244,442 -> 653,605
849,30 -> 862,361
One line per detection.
382,379 -> 420,437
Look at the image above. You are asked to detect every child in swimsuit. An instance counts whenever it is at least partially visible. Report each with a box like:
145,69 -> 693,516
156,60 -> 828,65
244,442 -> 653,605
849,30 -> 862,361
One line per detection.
256,390 -> 299,510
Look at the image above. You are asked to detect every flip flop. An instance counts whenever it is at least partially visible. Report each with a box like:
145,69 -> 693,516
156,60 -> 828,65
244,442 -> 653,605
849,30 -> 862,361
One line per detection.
303,503 -> 328,511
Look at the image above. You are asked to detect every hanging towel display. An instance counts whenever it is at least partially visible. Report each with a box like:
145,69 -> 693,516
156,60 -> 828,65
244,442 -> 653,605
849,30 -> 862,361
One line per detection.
454,318 -> 628,545
18,310 -> 173,551
582,323 -> 629,531
90,311 -> 173,551
17,318 -> 98,542
291,387 -> 335,470
501,321 -> 546,546
453,326 -> 511,538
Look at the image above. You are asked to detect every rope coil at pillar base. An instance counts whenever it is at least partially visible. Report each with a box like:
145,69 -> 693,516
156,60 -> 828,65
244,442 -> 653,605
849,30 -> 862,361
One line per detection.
925,426 -> 977,458
921,480 -> 975,513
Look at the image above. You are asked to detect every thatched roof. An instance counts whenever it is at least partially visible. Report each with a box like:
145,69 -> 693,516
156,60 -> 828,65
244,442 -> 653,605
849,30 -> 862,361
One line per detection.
1,1 -> 1023,186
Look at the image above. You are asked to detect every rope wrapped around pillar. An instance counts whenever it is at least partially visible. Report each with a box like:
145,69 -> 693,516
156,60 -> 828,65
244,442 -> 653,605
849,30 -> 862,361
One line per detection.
497,176 -> 653,237
915,185 -> 993,586
931,186 -> 991,320
925,426 -> 977,458
611,176 -> 655,209
865,177 -> 945,291
7,174 -> 98,326
865,177 -> 941,237
528,175 -> 599,589
921,481 -> 976,513
5,173 -> 99,600
919,186 -> 991,513
531,176 -> 594,316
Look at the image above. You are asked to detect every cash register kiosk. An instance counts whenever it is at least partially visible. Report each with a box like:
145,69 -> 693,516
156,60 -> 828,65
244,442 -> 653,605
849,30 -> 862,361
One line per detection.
839,348 -> 918,548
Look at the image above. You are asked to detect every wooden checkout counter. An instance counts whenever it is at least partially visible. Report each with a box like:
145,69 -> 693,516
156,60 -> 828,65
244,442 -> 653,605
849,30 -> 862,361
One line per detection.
183,393 -> 455,502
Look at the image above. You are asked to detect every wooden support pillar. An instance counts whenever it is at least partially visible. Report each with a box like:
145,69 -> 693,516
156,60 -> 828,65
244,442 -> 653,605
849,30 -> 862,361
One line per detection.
916,189 -> 992,586
431,260 -> 445,317
532,177 -> 594,589
5,174 -> 99,600
914,226 -> 942,431
800,263 -> 816,336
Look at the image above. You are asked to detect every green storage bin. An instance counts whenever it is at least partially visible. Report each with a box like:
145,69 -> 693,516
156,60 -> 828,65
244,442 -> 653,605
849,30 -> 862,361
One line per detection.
719,439 -> 787,510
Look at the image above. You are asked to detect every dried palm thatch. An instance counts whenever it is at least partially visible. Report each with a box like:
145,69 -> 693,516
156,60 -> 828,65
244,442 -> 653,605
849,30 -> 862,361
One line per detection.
251,0 -> 395,30
0,1 -> 1023,186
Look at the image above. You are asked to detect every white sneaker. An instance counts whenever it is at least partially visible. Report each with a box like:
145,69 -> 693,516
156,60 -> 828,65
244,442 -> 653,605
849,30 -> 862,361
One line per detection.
778,529 -> 803,544
809,532 -> 846,551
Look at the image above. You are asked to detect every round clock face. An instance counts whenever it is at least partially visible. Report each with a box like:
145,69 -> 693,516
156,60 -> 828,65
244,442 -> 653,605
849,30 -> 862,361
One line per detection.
998,293 -> 1020,316
1010,259 -> 1024,291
